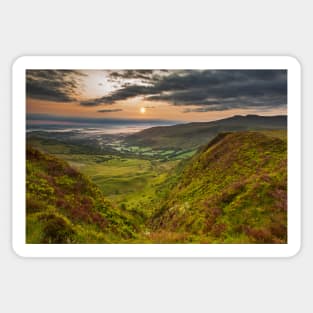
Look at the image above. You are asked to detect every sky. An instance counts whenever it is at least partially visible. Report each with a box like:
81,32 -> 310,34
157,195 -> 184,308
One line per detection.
26,69 -> 287,125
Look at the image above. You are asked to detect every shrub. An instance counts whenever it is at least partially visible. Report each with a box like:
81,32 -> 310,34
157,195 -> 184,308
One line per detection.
40,214 -> 75,243
211,223 -> 226,237
26,196 -> 46,213
244,227 -> 273,243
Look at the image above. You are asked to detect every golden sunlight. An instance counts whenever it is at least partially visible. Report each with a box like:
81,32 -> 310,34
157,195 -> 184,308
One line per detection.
140,107 -> 146,114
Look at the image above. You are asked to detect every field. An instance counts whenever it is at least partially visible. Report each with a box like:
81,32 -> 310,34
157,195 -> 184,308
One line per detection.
54,153 -> 181,217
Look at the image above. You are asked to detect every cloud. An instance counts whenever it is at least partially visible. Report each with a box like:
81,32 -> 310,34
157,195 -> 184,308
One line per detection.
107,70 -> 170,82
26,70 -> 85,102
108,70 -> 154,81
27,69 -> 287,112
97,109 -> 123,113
182,95 -> 287,113
79,85 -> 153,106
146,70 -> 287,107
78,70 -> 173,106
82,70 -> 287,111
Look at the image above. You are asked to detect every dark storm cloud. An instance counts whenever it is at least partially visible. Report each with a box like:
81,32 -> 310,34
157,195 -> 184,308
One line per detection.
97,108 -> 123,113
80,85 -> 153,106
82,70 -> 287,111
27,69 -> 287,112
107,70 -> 170,81
182,95 -> 287,112
26,70 -> 85,102
109,70 -> 154,80
144,70 -> 287,109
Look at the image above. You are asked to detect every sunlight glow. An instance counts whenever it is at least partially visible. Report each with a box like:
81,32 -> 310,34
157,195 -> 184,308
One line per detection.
140,107 -> 146,114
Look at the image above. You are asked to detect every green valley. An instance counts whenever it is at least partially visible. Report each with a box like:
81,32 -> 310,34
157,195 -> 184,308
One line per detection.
26,115 -> 287,244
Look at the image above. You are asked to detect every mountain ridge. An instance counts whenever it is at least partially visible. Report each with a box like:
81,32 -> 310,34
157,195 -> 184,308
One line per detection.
125,115 -> 287,150
149,130 -> 287,243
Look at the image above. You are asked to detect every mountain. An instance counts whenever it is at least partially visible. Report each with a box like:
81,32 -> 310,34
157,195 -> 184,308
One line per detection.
26,146 -> 138,243
125,115 -> 287,150
149,130 -> 287,243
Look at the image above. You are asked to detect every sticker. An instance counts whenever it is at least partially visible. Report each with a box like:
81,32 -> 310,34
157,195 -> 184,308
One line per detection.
12,56 -> 301,257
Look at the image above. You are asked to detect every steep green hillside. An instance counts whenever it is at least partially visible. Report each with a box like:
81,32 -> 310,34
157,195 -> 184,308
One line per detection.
125,115 -> 287,150
26,146 -> 138,243
150,131 -> 287,243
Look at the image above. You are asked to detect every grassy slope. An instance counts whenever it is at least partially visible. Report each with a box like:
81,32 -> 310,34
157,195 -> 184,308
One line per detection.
26,146 -> 139,243
149,131 -> 287,243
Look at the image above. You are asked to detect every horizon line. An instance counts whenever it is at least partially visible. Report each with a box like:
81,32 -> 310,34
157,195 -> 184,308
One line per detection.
26,113 -> 287,125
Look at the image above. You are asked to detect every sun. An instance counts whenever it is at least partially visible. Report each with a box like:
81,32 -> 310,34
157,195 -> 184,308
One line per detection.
140,107 -> 146,114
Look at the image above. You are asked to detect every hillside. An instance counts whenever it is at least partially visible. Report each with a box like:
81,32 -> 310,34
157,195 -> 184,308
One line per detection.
149,131 -> 287,243
26,146 -> 138,243
125,115 -> 287,150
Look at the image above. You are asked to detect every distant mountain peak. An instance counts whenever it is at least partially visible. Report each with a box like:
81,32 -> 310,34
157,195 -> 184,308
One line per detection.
125,114 -> 287,150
